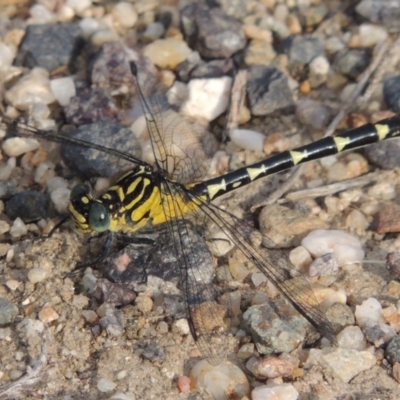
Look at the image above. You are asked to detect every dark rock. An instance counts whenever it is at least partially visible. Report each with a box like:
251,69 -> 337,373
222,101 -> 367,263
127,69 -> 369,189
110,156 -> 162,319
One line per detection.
15,23 -> 83,72
383,74 -> 400,113
190,59 -> 234,78
60,121 -> 141,178
5,190 -> 50,223
386,335 -> 400,364
333,49 -> 370,79
364,140 -> 400,170
0,180 -> 18,200
176,52 -> 203,82
0,298 -> 18,326
181,3 -> 246,59
246,65 -> 294,116
356,0 -> 400,32
281,35 -> 324,77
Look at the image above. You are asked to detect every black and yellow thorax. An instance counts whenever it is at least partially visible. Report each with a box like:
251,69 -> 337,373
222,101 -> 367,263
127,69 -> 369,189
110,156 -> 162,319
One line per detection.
68,165 -> 207,235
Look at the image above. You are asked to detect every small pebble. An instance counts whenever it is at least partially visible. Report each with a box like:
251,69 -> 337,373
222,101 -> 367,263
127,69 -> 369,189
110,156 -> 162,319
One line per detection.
251,383 -> 298,400
9,218 -> 28,239
5,67 -> 55,109
27,268 -> 47,284
115,370 -> 127,380
81,310 -> 98,324
190,360 -> 250,400
230,129 -> 265,152
337,326 -> 367,350
2,137 -> 40,157
181,76 -> 232,121
38,306 -> 59,323
355,297 -> 385,328
301,230 -> 364,268
97,377 -> 116,393
135,295 -> 153,314
0,220 -> 10,235
0,298 -> 18,325
289,246 -> 312,273
5,280 -> 20,291
173,318 -> 190,335
66,0 -> 91,14
249,355 -> 294,379
50,76 -> 76,107
143,38 -> 191,70
112,2 -> 138,29
177,375 -> 191,393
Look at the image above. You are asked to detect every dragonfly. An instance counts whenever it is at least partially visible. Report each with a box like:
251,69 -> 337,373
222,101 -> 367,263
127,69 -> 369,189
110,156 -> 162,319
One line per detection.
2,61 -> 400,365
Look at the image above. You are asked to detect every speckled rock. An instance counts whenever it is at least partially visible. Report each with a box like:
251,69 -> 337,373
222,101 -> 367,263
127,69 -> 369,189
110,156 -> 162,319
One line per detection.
15,23 -> 83,71
181,3 -> 246,59
247,65 -> 294,116
5,190 -> 50,223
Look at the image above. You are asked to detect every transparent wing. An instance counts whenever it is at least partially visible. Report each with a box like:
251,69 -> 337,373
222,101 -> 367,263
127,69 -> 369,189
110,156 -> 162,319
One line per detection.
130,62 -> 218,184
158,180 -> 232,365
0,115 -> 148,168
185,190 -> 336,343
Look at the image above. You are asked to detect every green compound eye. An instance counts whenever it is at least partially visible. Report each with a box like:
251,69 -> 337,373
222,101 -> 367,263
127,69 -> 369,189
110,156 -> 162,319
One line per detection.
88,202 -> 110,232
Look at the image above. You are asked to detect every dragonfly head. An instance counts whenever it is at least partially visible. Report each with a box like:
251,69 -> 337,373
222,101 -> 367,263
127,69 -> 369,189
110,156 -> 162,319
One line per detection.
68,184 -> 110,233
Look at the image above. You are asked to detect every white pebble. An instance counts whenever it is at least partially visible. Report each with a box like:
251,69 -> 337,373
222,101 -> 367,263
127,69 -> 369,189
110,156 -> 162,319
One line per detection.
173,318 -> 190,335
50,76 -> 76,107
0,157 -> 16,180
337,326 -> 367,350
97,377 -> 116,393
6,279 -> 20,291
301,229 -> 364,267
10,218 -> 28,238
34,162 -> 55,186
112,2 -> 138,28
230,129 -> 265,152
51,187 -> 71,213
309,55 -> 330,76
355,297 -> 385,328
190,360 -> 250,399
2,137 -> 40,157
5,67 -> 56,110
66,0 -> 92,14
27,268 -> 47,284
46,176 -> 69,193
181,77 -> 232,121
251,383 -> 299,400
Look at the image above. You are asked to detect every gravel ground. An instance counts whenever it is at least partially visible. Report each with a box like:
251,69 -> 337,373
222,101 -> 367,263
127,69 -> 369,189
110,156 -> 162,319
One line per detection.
1,0 -> 400,399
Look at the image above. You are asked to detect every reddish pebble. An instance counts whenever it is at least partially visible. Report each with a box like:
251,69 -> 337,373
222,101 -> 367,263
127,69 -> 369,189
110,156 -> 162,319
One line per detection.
177,375 -> 191,393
